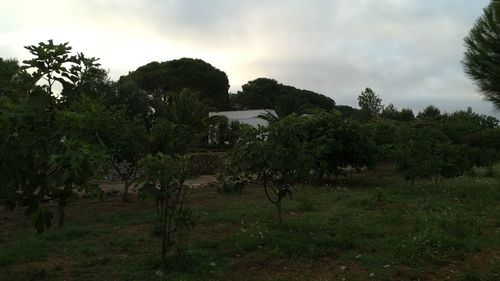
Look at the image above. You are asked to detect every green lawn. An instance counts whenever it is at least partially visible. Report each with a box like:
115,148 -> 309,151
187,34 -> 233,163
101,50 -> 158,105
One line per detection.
1,165 -> 499,281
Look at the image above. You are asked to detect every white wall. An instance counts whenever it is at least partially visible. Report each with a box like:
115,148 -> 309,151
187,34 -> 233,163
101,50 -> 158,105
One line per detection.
209,109 -> 276,128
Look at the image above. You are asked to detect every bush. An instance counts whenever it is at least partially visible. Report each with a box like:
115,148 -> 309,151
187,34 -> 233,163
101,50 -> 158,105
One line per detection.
216,175 -> 245,194
395,126 -> 474,185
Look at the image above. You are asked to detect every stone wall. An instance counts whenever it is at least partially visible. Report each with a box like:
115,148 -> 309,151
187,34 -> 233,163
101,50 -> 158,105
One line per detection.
186,152 -> 225,176
105,152 -> 225,183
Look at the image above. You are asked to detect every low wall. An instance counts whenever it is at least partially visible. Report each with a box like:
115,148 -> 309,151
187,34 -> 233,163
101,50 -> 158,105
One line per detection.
105,152 -> 225,183
186,152 -> 225,176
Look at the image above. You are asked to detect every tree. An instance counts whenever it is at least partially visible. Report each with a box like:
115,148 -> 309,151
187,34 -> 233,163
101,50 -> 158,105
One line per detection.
395,126 -> 474,185
440,107 -> 499,144
300,112 -> 378,180
258,95 -> 311,123
231,77 -> 335,111
380,103 -> 399,120
417,105 -> 442,121
398,108 -> 415,121
380,104 -> 415,121
358,88 -> 382,119
232,78 -> 282,109
335,105 -> 359,119
463,0 -> 500,109
164,89 -> 211,133
119,58 -> 230,111
102,108 -> 148,201
0,41 -> 107,232
23,40 -> 101,97
0,58 -> 34,100
226,115 -> 313,225
136,153 -> 193,270
207,115 -> 230,147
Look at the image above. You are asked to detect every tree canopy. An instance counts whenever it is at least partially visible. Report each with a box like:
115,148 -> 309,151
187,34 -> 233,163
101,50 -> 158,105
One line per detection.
463,0 -> 500,109
119,58 -> 230,111
358,87 -> 383,119
230,78 -> 335,111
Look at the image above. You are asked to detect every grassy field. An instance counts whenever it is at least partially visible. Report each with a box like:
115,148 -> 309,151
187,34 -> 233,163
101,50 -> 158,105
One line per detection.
1,164 -> 499,281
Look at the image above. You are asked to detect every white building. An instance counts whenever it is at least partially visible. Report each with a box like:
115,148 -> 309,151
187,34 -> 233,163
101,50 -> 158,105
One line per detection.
209,109 -> 276,128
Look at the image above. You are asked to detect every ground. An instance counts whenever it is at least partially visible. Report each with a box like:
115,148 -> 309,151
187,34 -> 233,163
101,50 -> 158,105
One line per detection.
0,164 -> 499,281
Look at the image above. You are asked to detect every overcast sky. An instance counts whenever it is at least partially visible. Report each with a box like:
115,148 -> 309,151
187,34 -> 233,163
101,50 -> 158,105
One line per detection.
1,0 -> 498,116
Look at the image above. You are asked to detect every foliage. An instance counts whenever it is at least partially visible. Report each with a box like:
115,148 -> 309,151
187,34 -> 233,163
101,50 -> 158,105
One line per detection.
371,120 -> 400,160
480,128 -> 500,150
215,174 -> 245,194
398,108 -> 415,121
97,106 -> 148,201
0,41 -> 107,232
136,153 -> 193,269
380,103 -> 399,120
300,111 -> 378,179
0,92 -> 106,232
395,126 -> 474,185
258,94 -> 311,123
231,77 -> 334,111
335,104 -> 359,119
380,103 -> 415,121
226,115 -> 314,225
118,58 -> 230,111
463,0 -> 500,109
0,58 -> 34,100
440,107 -> 499,144
225,111 -> 379,223
23,40 -> 102,98
164,88 -> 211,133
417,105 -> 442,121
207,115 -> 230,147
358,87 -> 383,119
112,80 -> 152,123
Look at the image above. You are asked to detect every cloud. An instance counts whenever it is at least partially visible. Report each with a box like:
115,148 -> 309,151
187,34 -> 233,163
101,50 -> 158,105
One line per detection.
0,0 -> 497,116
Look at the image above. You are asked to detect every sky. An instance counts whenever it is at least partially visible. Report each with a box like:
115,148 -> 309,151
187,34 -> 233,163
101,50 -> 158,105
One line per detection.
1,0 -> 498,117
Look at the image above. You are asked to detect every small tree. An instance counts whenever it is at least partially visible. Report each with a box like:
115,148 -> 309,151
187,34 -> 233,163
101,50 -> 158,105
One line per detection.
463,0 -> 500,109
0,41 -> 106,232
358,87 -> 383,119
136,153 -> 193,269
105,111 -> 148,201
227,115 -> 313,225
299,111 -> 377,179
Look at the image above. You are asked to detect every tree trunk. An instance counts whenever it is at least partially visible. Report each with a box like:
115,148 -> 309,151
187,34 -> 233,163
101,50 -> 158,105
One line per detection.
276,201 -> 283,227
122,180 -> 131,202
58,203 -> 65,228
160,197 -> 167,269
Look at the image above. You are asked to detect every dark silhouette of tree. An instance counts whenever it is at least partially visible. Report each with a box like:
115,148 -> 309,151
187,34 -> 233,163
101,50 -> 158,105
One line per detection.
417,105 -> 442,121
119,58 -> 230,111
231,77 -> 335,111
380,103 -> 399,120
335,105 -> 359,119
0,58 -> 34,99
398,108 -> 415,121
463,0 -> 500,109
358,87 -> 382,119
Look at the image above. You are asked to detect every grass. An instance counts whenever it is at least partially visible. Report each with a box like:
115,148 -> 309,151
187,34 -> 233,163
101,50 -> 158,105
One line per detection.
0,164 -> 499,280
